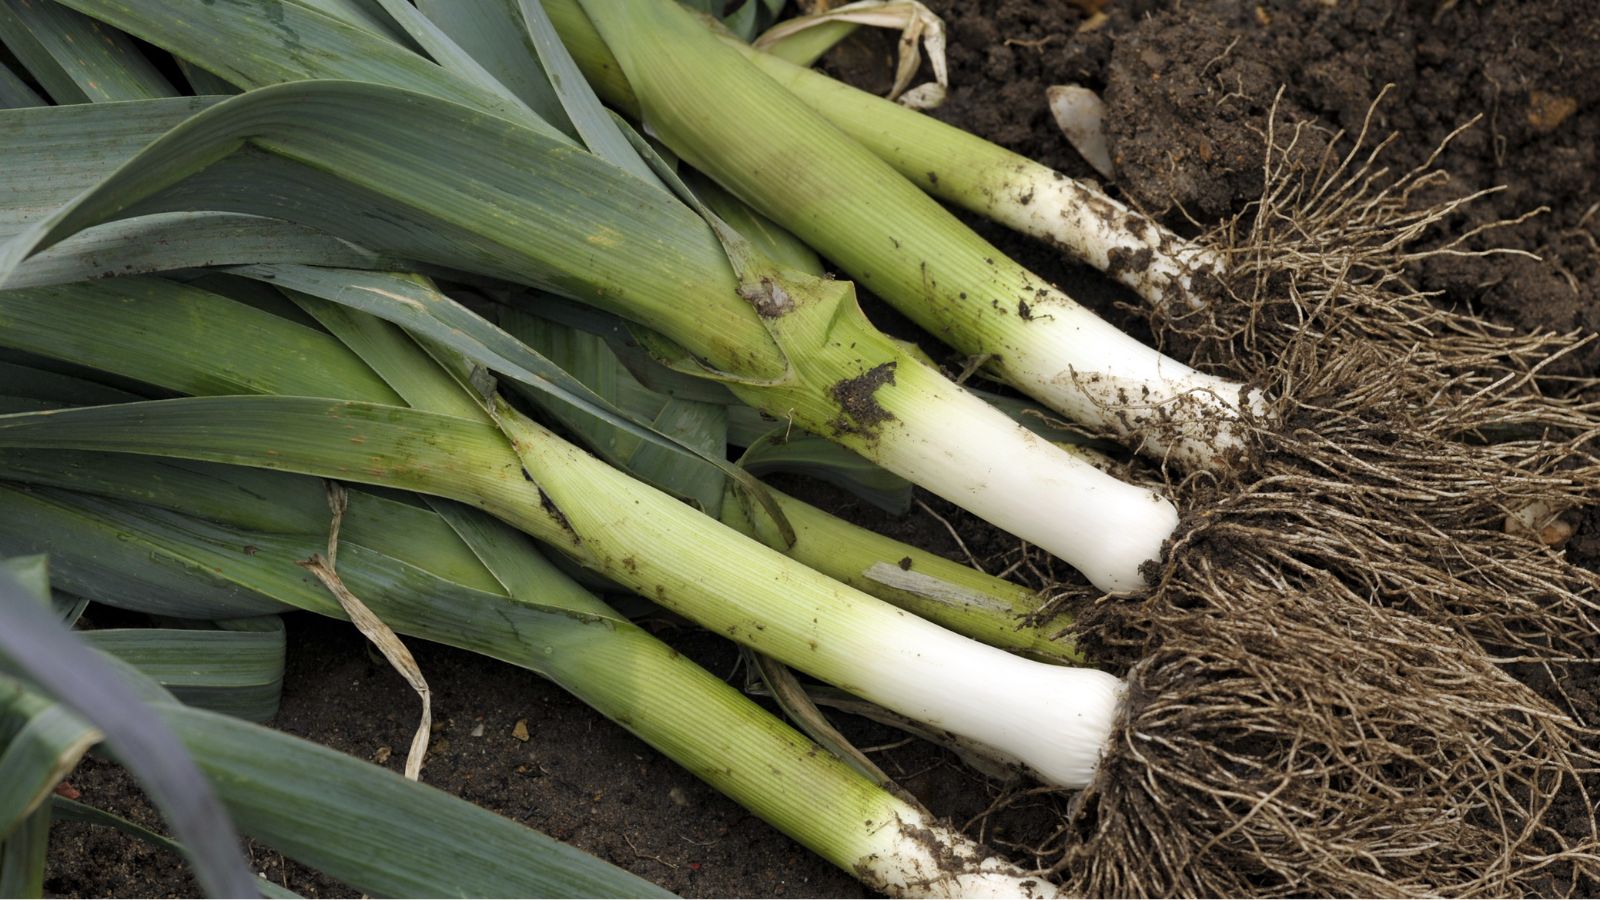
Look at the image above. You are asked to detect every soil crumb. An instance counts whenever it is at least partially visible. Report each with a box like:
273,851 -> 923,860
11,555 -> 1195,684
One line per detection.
829,361 -> 898,437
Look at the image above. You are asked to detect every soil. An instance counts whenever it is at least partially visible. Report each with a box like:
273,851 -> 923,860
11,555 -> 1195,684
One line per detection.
828,362 -> 900,439
41,0 -> 1600,897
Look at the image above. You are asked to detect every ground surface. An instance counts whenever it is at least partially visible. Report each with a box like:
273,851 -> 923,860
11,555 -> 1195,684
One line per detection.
43,1 -> 1599,896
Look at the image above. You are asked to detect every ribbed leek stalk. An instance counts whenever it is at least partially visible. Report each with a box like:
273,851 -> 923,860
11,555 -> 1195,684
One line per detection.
550,0 -> 1264,471
0,479 -> 1044,899
546,0 -> 1211,312
0,392 -> 1125,791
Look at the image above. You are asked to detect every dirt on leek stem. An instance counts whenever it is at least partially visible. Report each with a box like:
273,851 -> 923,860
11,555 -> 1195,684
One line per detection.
547,0 -> 1263,473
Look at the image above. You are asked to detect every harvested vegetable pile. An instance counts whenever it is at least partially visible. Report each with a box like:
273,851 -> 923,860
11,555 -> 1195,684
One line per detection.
4,1 -> 1597,897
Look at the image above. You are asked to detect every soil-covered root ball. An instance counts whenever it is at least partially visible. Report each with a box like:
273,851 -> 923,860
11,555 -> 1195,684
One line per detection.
1056,571 -> 1599,898
1134,107 -> 1600,674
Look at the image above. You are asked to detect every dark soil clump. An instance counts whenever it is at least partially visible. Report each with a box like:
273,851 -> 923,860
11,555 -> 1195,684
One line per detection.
829,361 -> 899,438
1102,1 -> 1600,366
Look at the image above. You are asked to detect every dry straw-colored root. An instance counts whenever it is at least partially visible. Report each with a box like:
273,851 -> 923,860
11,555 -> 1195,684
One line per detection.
1060,571 -> 1598,897
1036,91 -> 1600,895
1144,89 -> 1600,670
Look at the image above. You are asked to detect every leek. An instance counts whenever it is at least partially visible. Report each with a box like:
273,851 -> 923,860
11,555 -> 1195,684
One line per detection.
552,0 -> 1264,471
546,0 -> 1213,313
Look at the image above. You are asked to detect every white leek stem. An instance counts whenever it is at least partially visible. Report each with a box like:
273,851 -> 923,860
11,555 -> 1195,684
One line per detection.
841,351 -> 1181,591
497,399 -> 1126,789
985,162 -> 1223,309
982,288 -> 1268,469
856,807 -> 1062,898
839,600 -> 1126,788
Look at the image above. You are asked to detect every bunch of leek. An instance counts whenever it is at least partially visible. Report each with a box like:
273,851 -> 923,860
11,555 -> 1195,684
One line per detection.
1,2 -> 1591,896
4,234 -> 1576,900
0,272 -> 1059,897
0,5 -> 1070,887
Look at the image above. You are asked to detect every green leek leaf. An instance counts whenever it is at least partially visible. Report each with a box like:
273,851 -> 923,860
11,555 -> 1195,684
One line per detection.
0,56 -> 41,108
82,623 -> 286,722
53,0 -> 532,124
0,278 -> 401,403
0,0 -> 173,103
